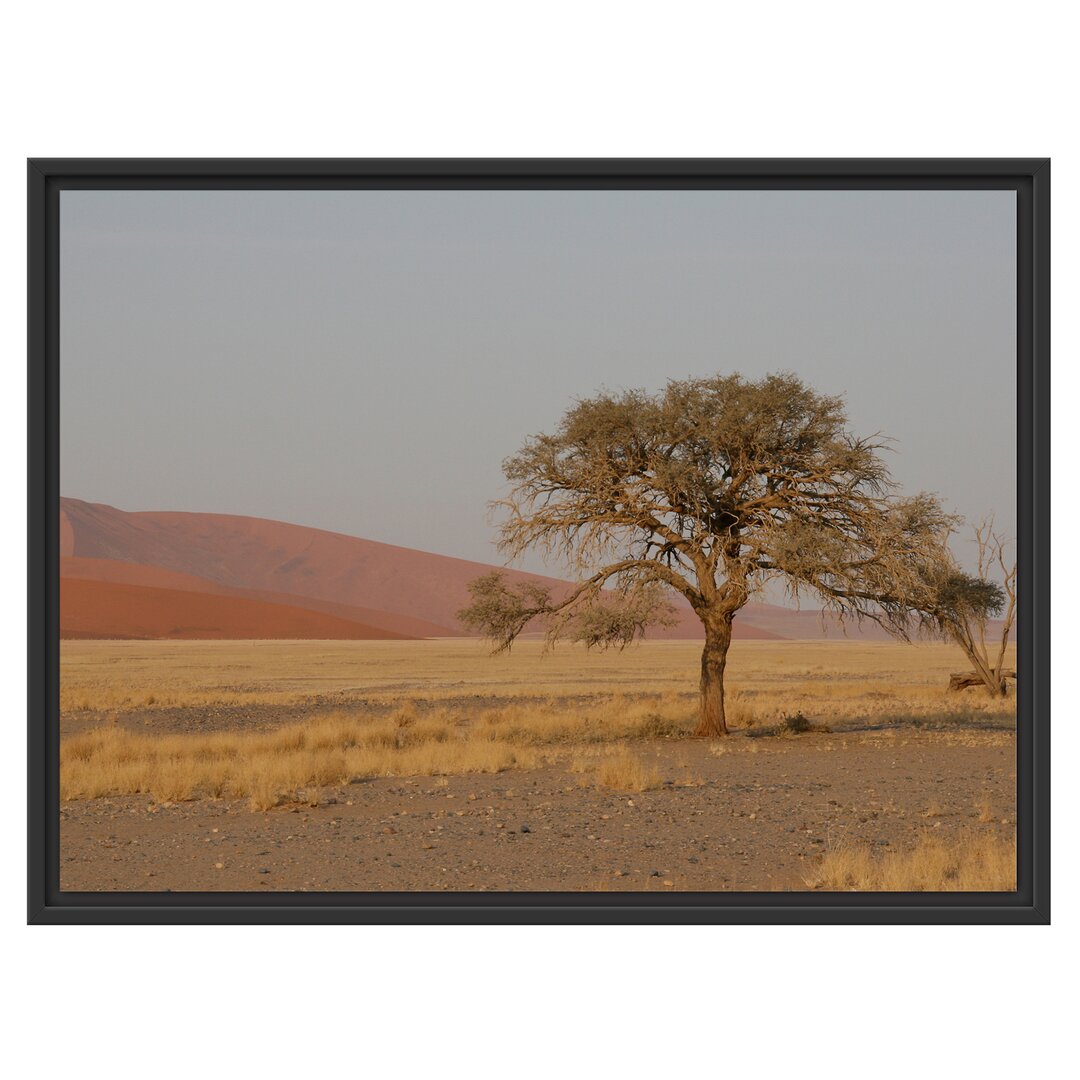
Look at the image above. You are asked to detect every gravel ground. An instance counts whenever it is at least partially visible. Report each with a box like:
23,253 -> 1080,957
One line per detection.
59,729 -> 1015,892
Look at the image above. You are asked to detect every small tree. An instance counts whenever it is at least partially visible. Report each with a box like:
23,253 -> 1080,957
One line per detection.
921,520 -> 1017,696
459,373 -> 955,736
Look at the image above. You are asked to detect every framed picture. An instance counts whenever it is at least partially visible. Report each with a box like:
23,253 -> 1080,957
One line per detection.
28,158 -> 1049,924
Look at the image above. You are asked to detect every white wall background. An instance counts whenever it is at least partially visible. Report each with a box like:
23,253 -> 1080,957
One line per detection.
1,4 -> 1070,1078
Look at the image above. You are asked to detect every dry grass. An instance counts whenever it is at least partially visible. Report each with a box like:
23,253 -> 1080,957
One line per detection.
593,751 -> 662,792
60,696 -> 694,808
805,831 -> 1016,891
724,691 -> 759,728
59,639 -> 1017,812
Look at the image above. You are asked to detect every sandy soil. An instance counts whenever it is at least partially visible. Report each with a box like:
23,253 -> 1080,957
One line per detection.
59,730 -> 1015,893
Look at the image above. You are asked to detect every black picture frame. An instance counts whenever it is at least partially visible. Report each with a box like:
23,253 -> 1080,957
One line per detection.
28,158 -> 1050,924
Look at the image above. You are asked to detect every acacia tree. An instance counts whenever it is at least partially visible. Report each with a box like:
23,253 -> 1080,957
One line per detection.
921,520 -> 1017,696
459,373 -> 955,736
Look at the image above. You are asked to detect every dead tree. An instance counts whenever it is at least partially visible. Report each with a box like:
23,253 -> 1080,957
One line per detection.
949,670 -> 1015,692
926,520 -> 1017,697
459,372 -> 956,735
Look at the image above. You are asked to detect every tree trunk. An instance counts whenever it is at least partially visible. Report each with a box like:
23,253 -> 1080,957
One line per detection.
695,615 -> 733,737
947,630 -> 1014,697
948,670 -> 1015,694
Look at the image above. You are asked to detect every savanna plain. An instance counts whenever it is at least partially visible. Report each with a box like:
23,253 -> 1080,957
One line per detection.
59,638 -> 1016,893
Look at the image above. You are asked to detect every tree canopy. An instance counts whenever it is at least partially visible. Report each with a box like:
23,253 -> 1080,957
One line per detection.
460,372 -> 958,735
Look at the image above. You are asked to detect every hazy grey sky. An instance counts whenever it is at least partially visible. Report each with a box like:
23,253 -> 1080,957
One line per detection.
61,188 -> 1016,577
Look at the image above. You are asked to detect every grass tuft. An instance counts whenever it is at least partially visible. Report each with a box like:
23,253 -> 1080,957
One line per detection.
594,751 -> 662,792
805,831 -> 1015,891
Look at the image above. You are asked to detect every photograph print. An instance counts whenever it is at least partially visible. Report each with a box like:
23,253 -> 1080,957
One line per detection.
41,166 -> 1043,916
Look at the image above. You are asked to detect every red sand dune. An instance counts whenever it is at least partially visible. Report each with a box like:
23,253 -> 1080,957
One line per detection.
60,498 -> 794,641
60,578 -> 415,641
59,499 -> 1015,644
64,498 -> 964,642
61,556 -> 455,639
59,498 -> 578,633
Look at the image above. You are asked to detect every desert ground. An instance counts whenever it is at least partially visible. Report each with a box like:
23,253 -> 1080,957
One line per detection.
59,638 -> 1016,892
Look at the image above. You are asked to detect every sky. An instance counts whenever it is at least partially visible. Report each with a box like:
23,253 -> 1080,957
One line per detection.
60,188 -> 1016,580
